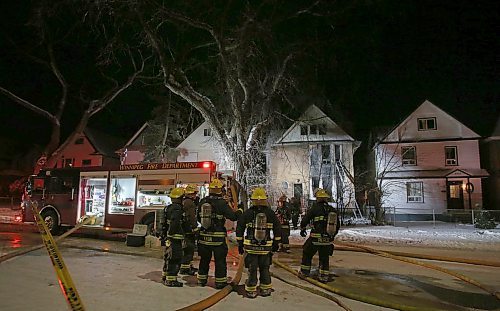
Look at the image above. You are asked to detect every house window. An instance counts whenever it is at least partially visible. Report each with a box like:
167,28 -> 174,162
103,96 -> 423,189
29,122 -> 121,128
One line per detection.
417,117 -> 437,131
64,158 -> 74,167
203,128 -> 212,136
401,146 -> 416,166
311,177 -> 320,189
318,124 -> 326,135
75,138 -> 84,145
407,182 -> 423,202
300,125 -> 308,135
309,125 -> 318,135
82,159 -> 92,166
445,146 -> 458,166
321,145 -> 331,164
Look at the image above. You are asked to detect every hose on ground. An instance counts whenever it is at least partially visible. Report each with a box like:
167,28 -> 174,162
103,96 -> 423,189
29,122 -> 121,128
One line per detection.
270,271 -> 352,311
272,258 -> 442,311
0,217 -> 92,263
337,241 -> 500,301
333,243 -> 500,267
175,253 -> 246,311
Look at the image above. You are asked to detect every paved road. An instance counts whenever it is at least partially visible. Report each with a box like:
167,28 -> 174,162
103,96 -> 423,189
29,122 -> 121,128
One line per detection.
1,230 -> 499,310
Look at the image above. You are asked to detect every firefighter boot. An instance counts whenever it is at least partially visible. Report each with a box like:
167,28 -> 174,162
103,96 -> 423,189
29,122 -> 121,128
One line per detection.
215,282 -> 228,289
246,290 -> 258,299
318,274 -> 329,283
298,271 -> 309,279
179,267 -> 197,276
164,280 -> 184,287
260,288 -> 272,297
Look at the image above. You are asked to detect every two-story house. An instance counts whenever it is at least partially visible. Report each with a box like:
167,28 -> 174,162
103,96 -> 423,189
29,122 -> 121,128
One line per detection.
52,128 -> 124,168
269,105 -> 360,210
374,100 -> 489,220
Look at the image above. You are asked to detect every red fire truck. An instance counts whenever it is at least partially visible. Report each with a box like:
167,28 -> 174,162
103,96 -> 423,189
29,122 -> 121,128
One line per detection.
22,161 -> 217,235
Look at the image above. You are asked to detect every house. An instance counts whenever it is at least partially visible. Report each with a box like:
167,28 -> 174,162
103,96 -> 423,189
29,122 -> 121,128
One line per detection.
373,100 -> 489,220
483,116 -> 500,210
52,128 -> 124,168
176,121 -> 234,174
117,122 -> 149,165
269,105 -> 360,210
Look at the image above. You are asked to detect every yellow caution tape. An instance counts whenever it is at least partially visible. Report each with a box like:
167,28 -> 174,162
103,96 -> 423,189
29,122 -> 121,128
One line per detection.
31,201 -> 85,311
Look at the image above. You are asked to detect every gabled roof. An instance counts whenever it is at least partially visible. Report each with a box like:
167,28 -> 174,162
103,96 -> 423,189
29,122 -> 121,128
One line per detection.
379,100 -> 480,144
123,122 -> 150,148
84,128 -> 125,158
274,104 -> 355,145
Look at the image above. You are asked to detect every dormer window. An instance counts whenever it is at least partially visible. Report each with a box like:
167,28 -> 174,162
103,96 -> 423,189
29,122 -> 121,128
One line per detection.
300,124 -> 326,136
203,128 -> 212,136
417,117 -> 437,131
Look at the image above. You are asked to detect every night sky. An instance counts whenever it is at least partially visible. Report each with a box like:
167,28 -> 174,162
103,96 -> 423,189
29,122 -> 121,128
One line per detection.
0,1 -> 498,154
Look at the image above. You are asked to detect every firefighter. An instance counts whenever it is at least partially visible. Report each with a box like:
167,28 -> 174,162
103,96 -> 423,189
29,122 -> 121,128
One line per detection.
236,188 -> 281,298
180,184 -> 199,275
197,178 -> 243,289
275,194 -> 291,253
161,187 -> 190,287
290,196 -> 301,229
299,188 -> 340,283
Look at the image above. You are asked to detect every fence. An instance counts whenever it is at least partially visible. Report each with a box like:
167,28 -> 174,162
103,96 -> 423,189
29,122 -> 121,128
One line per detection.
0,196 -> 21,210
366,206 -> 500,228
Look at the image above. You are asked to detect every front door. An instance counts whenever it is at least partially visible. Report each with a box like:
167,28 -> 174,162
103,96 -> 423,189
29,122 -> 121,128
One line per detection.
447,181 -> 464,209
293,183 -> 303,201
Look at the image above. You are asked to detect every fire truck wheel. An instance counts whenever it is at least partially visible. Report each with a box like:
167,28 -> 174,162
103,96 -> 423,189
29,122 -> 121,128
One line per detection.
141,213 -> 156,236
41,209 -> 60,235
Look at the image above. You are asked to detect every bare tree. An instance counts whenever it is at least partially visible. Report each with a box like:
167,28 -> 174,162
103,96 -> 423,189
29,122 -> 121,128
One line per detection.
86,0 -> 334,191
0,2 -> 145,173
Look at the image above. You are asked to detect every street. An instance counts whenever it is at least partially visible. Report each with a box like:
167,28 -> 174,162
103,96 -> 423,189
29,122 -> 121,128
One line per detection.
1,228 -> 499,311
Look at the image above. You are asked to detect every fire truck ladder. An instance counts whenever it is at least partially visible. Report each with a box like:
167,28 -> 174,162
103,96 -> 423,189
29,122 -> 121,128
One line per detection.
335,160 -> 367,224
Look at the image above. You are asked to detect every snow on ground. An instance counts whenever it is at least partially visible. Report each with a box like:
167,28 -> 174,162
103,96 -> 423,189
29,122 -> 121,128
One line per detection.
287,221 -> 500,251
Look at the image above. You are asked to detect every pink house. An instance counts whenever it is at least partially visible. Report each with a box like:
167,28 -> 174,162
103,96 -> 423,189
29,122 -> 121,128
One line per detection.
52,128 -> 124,168
373,100 -> 489,220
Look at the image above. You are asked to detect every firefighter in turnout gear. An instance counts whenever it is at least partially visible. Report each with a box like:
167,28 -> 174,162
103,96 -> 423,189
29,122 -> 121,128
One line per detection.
197,178 -> 243,289
161,187 -> 190,287
299,188 -> 340,283
275,195 -> 291,253
236,188 -> 282,298
180,184 -> 199,276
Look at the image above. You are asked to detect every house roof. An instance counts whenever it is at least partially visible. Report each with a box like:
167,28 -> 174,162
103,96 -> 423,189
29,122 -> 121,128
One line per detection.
84,128 -> 125,159
378,100 -> 480,144
123,122 -> 150,148
380,168 -> 489,179
274,104 -> 355,145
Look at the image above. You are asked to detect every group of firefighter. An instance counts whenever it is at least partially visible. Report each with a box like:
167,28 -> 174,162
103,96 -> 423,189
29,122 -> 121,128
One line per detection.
160,178 -> 340,299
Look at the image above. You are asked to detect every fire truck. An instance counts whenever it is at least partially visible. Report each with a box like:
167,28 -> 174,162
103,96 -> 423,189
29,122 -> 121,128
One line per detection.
22,161 -> 217,235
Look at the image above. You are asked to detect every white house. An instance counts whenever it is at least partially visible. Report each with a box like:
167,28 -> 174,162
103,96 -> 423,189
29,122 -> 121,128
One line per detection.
374,100 -> 489,220
176,121 -> 234,174
269,105 -> 360,210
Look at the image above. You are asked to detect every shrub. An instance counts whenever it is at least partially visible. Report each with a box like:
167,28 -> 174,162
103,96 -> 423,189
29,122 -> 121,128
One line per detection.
474,211 -> 497,229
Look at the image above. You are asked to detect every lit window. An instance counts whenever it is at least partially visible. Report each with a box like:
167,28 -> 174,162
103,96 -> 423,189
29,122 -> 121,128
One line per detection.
445,146 -> 458,166
300,125 -> 307,135
64,158 -> 74,167
407,182 -> 423,202
203,128 -> 212,136
82,159 -> 92,166
75,138 -> 84,144
418,117 -> 437,131
401,146 -> 416,166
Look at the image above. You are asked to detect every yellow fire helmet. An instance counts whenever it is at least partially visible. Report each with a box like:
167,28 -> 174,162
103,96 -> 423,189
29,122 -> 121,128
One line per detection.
314,188 -> 330,199
251,187 -> 268,200
169,187 -> 185,199
209,178 -> 223,190
185,184 -> 198,194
